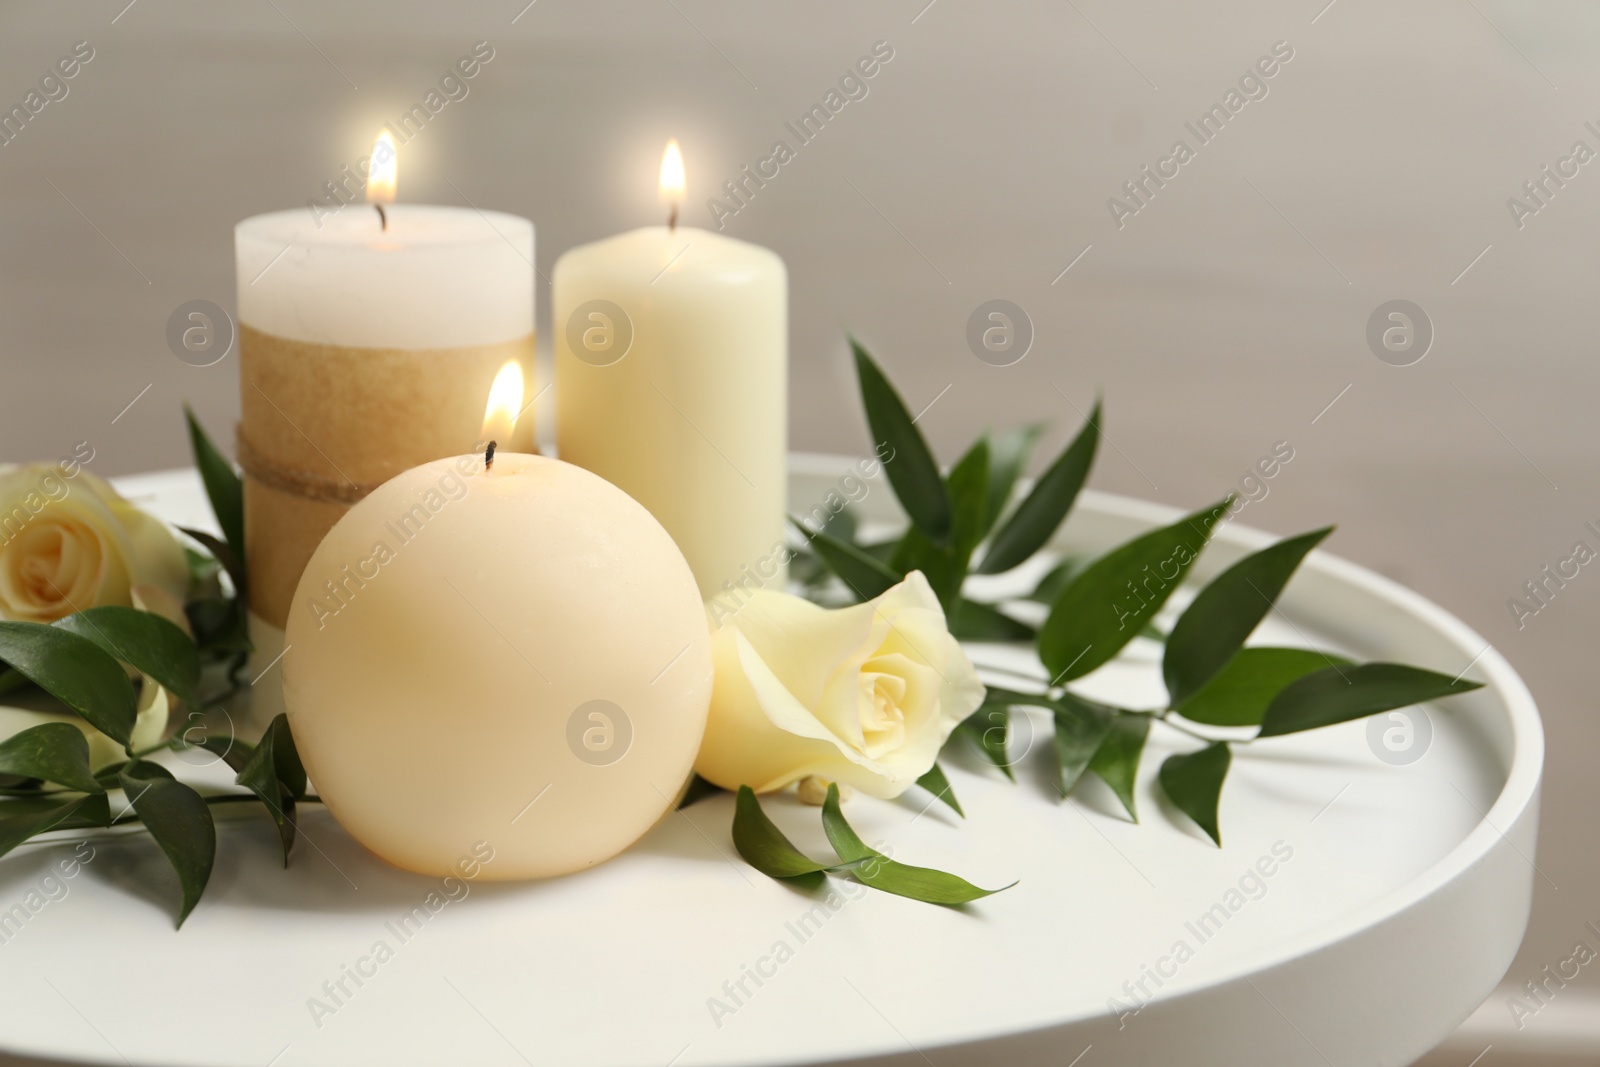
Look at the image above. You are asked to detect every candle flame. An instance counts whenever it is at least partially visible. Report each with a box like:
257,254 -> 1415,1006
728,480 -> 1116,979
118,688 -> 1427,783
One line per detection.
659,139 -> 685,204
367,130 -> 398,205
480,360 -> 524,449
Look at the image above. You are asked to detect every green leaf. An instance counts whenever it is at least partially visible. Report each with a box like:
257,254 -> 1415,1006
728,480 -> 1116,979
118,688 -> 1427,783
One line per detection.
1176,647 -> 1350,727
732,784 -> 1011,905
0,796 -> 71,816
914,762 -> 963,817
820,505 -> 859,546
893,440 -> 991,625
789,551 -> 828,591
1038,499 -> 1229,683
185,596 -> 251,657
958,686 -> 1060,781
860,539 -> 899,564
0,724 -> 102,794
1163,527 -> 1333,706
265,714 -> 306,798
947,437 -> 990,564
978,399 -> 1101,575
1053,692 -> 1114,798
958,702 -> 1015,781
122,759 -> 175,781
1258,663 -> 1483,738
185,405 -> 245,568
93,760 -> 130,791
949,599 -> 1036,642
790,508 -> 863,591
979,685 -> 1059,709
982,423 -> 1045,536
0,793 -> 110,859
890,527 -> 964,614
235,714 -> 306,864
790,517 -> 900,602
55,605 -> 201,706
677,773 -> 725,810
178,725 -> 256,775
179,526 -> 245,600
1089,712 -> 1150,821
0,790 -> 112,822
1159,742 -> 1231,845
1025,555 -> 1088,604
182,543 -> 222,587
852,338 -> 951,540
0,622 -> 137,749
731,786 -> 829,888
120,769 -> 215,926
821,785 -> 1010,905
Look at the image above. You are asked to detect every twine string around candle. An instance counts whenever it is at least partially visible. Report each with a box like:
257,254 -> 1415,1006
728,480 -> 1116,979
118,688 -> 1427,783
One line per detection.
235,431 -> 388,505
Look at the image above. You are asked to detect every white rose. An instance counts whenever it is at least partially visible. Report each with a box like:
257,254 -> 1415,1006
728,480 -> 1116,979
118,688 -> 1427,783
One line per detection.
0,463 -> 188,623
696,571 -> 985,799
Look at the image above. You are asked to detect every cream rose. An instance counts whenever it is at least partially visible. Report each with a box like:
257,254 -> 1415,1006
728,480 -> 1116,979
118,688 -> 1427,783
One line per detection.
0,463 -> 188,623
696,571 -> 985,799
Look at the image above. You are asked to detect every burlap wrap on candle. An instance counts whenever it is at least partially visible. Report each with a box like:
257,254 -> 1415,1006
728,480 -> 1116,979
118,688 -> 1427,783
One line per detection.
239,323 -> 536,628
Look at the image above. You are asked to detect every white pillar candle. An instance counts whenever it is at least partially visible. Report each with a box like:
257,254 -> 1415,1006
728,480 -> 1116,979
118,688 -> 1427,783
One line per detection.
235,201 -> 535,630
553,142 -> 787,604
282,388 -> 712,879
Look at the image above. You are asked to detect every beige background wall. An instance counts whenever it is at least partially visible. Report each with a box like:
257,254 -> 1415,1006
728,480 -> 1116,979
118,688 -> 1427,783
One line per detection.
1,0 -> 1596,1061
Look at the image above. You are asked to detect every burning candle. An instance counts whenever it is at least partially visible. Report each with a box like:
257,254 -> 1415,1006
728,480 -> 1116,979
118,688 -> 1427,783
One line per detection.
553,141 -> 788,603
282,369 -> 715,879
234,132 -> 536,654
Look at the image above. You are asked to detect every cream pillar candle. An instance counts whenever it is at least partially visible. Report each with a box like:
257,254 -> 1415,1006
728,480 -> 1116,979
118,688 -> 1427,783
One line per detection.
553,143 -> 786,604
235,200 -> 535,633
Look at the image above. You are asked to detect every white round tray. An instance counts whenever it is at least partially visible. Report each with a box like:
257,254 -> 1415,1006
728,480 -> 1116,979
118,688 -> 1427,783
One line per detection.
0,456 -> 1541,1067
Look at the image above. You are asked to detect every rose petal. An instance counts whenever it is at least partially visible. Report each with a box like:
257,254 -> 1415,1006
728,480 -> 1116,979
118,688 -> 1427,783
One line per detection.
716,588 -> 880,710
695,628 -> 854,793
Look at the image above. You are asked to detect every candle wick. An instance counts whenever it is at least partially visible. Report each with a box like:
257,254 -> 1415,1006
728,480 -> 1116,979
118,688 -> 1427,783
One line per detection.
668,204 -> 678,234
375,203 -> 388,232
485,440 -> 497,472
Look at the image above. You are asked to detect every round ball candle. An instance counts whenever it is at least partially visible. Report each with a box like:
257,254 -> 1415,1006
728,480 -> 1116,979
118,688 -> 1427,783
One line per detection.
235,134 -> 536,636
281,448 -> 714,879
553,141 -> 786,604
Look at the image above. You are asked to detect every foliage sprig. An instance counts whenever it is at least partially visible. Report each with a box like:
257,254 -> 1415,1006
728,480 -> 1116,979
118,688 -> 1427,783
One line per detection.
786,339 -> 1484,854
0,413 -> 306,926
